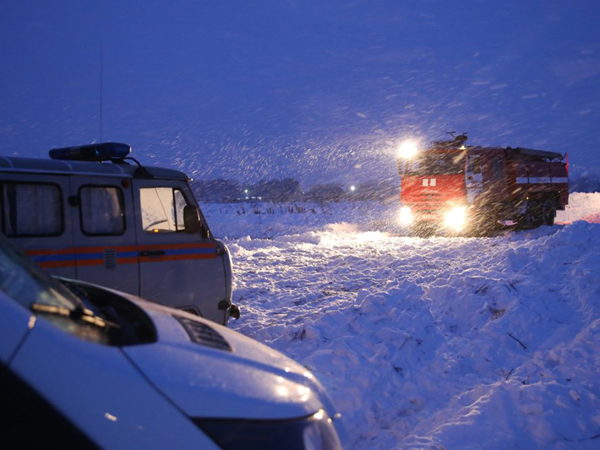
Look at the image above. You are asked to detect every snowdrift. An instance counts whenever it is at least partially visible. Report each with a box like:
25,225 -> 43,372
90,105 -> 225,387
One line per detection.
203,193 -> 600,449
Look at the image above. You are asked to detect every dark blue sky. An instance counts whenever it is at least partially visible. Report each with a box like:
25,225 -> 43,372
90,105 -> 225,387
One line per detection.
1,1 -> 599,186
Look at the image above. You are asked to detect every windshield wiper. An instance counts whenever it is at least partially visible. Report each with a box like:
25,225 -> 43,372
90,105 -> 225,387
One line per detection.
31,303 -> 119,329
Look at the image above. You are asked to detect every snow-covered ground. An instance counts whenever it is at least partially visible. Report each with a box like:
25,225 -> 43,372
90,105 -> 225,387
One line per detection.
202,193 -> 600,449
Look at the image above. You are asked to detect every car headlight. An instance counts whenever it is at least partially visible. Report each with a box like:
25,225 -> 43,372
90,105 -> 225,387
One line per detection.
444,206 -> 467,232
399,206 -> 414,226
193,409 -> 342,450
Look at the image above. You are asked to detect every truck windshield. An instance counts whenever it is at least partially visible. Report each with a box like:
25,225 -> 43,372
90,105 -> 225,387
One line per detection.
405,152 -> 466,176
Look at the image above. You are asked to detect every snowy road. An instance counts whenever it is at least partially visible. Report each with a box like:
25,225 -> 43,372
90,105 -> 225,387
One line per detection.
204,194 -> 600,449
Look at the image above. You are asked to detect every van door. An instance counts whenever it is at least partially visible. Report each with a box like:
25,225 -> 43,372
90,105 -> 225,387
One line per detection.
69,176 -> 140,296
132,179 -> 227,323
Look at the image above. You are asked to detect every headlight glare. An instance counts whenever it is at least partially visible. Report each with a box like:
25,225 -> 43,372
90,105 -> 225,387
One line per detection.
399,206 -> 413,226
397,140 -> 419,159
444,206 -> 467,232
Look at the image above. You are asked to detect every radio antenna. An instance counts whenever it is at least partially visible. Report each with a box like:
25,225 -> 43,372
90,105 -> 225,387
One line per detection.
99,42 -> 104,142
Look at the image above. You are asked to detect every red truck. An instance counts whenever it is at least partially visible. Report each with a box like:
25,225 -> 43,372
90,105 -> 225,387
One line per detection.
397,134 -> 569,235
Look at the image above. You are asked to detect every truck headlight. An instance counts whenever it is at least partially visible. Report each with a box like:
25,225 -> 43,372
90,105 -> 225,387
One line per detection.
399,206 -> 414,226
444,206 -> 467,232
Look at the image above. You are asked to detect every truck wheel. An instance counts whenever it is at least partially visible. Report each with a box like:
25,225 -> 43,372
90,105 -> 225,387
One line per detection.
542,199 -> 556,226
473,206 -> 501,237
472,216 -> 492,237
518,201 -> 541,230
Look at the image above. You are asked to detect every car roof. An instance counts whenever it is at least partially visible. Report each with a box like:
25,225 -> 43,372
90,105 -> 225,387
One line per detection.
0,156 -> 189,181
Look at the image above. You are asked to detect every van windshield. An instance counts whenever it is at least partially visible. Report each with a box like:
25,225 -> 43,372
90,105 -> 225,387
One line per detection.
405,152 -> 466,176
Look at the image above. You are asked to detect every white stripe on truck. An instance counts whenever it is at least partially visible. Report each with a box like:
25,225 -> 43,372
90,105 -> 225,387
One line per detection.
515,177 -> 568,184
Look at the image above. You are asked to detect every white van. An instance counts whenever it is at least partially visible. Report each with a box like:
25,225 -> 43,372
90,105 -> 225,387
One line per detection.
0,143 -> 237,325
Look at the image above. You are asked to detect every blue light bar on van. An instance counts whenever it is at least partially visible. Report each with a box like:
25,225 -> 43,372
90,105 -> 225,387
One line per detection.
49,143 -> 131,162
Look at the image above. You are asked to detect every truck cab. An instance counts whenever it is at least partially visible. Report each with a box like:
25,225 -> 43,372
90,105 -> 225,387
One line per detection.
0,143 -> 237,325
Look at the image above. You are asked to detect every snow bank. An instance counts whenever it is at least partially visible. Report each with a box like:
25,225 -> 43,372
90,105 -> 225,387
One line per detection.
200,201 -> 399,239
203,194 -> 600,449
557,192 -> 600,224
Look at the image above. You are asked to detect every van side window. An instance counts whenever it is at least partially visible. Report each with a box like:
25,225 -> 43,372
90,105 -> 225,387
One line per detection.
1,183 -> 63,237
79,186 -> 125,236
140,187 -> 188,233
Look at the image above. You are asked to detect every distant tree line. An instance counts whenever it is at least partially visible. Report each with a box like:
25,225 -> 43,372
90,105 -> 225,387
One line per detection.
192,173 -> 599,203
191,178 -> 400,203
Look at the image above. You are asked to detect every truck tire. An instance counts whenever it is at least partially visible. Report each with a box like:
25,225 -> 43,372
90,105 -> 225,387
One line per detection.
518,201 -> 541,230
542,199 -> 556,226
472,208 -> 498,237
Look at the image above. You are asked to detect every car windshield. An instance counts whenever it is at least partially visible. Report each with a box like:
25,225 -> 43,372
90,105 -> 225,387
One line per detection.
405,152 -> 466,176
0,238 -> 83,312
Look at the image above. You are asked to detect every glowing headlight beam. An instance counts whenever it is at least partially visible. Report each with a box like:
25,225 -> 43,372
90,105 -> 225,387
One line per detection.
399,206 -> 414,226
397,140 -> 419,160
444,206 -> 467,232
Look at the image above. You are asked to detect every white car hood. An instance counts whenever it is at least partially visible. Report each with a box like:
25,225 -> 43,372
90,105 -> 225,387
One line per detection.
123,299 -> 335,420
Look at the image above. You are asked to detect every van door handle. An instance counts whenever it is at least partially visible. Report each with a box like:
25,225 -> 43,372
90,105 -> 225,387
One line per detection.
140,250 -> 165,257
